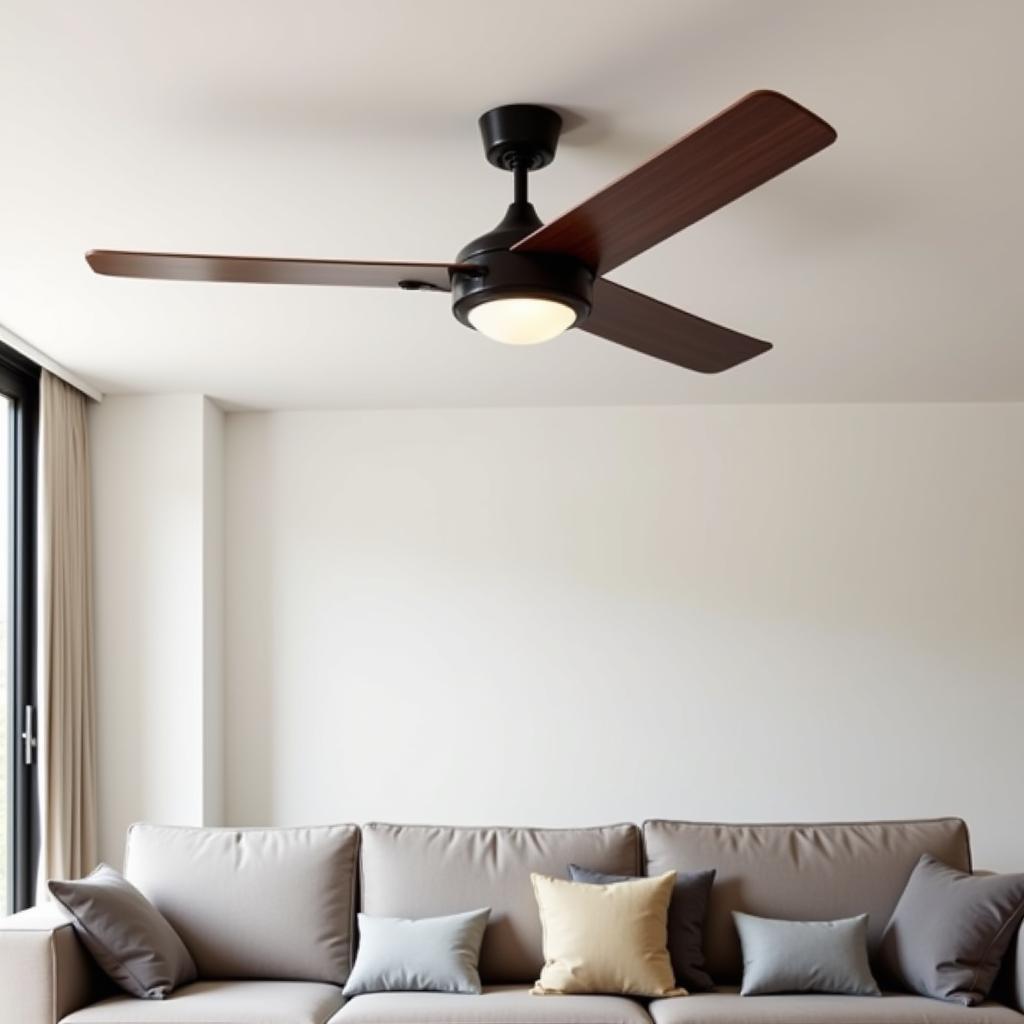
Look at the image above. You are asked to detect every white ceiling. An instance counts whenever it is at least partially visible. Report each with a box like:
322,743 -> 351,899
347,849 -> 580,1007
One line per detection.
2,0 -> 1022,409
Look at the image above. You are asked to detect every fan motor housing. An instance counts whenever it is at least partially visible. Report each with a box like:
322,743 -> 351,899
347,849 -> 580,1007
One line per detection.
451,250 -> 593,329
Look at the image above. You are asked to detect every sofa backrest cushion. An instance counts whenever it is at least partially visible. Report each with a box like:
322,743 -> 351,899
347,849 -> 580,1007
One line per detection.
124,823 -> 360,985
643,818 -> 971,984
359,822 -> 641,984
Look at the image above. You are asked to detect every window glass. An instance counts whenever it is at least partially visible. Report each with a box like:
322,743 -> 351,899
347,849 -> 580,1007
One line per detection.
0,396 -> 10,914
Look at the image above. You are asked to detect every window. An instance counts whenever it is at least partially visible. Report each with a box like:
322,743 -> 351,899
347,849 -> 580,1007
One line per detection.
0,344 -> 38,914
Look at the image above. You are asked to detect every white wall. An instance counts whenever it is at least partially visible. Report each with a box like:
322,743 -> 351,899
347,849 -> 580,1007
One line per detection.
91,394 -> 224,865
202,399 -> 225,825
222,404 -> 1024,871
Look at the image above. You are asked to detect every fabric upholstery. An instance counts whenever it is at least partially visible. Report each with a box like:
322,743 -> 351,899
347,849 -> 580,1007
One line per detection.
531,871 -> 681,997
359,823 -> 640,984
643,818 -> 971,983
62,980 -> 345,1024
568,864 -> 715,992
648,989 -> 1024,1024
649,989 -> 1024,1024
49,863 -> 197,998
124,823 -> 359,985
332,986 -> 654,1024
343,909 -> 490,996
0,903 -> 109,1024
879,855 -> 1024,1006
732,912 -> 879,996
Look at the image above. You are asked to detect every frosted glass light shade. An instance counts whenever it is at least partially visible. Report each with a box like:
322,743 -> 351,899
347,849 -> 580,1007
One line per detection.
467,297 -> 577,345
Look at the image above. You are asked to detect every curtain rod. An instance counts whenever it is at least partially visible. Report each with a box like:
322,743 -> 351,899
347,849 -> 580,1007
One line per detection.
0,322 -> 103,402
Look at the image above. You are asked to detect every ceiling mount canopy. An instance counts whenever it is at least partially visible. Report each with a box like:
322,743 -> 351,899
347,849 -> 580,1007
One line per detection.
86,91 -> 836,374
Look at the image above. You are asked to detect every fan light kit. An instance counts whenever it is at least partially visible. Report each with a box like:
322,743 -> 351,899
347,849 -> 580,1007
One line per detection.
467,298 -> 577,345
86,92 -> 836,374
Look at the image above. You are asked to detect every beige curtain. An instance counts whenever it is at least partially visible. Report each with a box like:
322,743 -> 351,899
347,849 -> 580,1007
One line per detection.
35,370 -> 97,898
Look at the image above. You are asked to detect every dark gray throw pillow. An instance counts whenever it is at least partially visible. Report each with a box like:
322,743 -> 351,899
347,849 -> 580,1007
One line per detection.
733,912 -> 880,996
568,862 -> 717,990
567,864 -> 637,885
879,854 -> 1024,1006
49,863 -> 197,999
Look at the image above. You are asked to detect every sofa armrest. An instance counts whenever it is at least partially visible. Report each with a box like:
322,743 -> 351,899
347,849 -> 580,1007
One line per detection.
0,904 -> 108,1024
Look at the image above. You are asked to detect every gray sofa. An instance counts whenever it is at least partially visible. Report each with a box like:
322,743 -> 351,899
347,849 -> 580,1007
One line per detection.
2,818 -> 1022,1024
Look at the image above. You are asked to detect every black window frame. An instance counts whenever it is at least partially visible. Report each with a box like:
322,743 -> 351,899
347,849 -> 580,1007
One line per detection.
0,342 -> 39,913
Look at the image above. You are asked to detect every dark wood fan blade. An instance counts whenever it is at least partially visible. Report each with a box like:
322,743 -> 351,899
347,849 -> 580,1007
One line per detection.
514,90 -> 836,274
85,250 -> 476,291
580,278 -> 771,373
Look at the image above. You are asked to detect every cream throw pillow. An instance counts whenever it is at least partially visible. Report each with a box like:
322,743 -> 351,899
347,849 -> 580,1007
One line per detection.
531,870 -> 685,997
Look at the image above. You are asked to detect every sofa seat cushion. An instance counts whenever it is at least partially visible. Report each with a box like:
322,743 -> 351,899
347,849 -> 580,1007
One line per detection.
61,980 -> 345,1024
648,989 -> 1023,1024
333,986 -> 652,1024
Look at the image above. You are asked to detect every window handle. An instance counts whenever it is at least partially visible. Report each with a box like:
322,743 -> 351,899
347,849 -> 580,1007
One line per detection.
21,704 -> 37,766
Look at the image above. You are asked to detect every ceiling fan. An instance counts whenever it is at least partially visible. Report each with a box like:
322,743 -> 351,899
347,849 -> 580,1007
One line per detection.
86,91 -> 836,373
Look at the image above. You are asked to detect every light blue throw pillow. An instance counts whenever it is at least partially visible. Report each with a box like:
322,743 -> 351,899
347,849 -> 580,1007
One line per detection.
733,912 -> 881,996
342,908 -> 490,996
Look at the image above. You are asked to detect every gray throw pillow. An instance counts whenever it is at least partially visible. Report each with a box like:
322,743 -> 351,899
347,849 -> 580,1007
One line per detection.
733,911 -> 881,996
569,862 -> 716,990
48,863 -> 197,999
879,854 -> 1024,1006
343,908 -> 490,996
